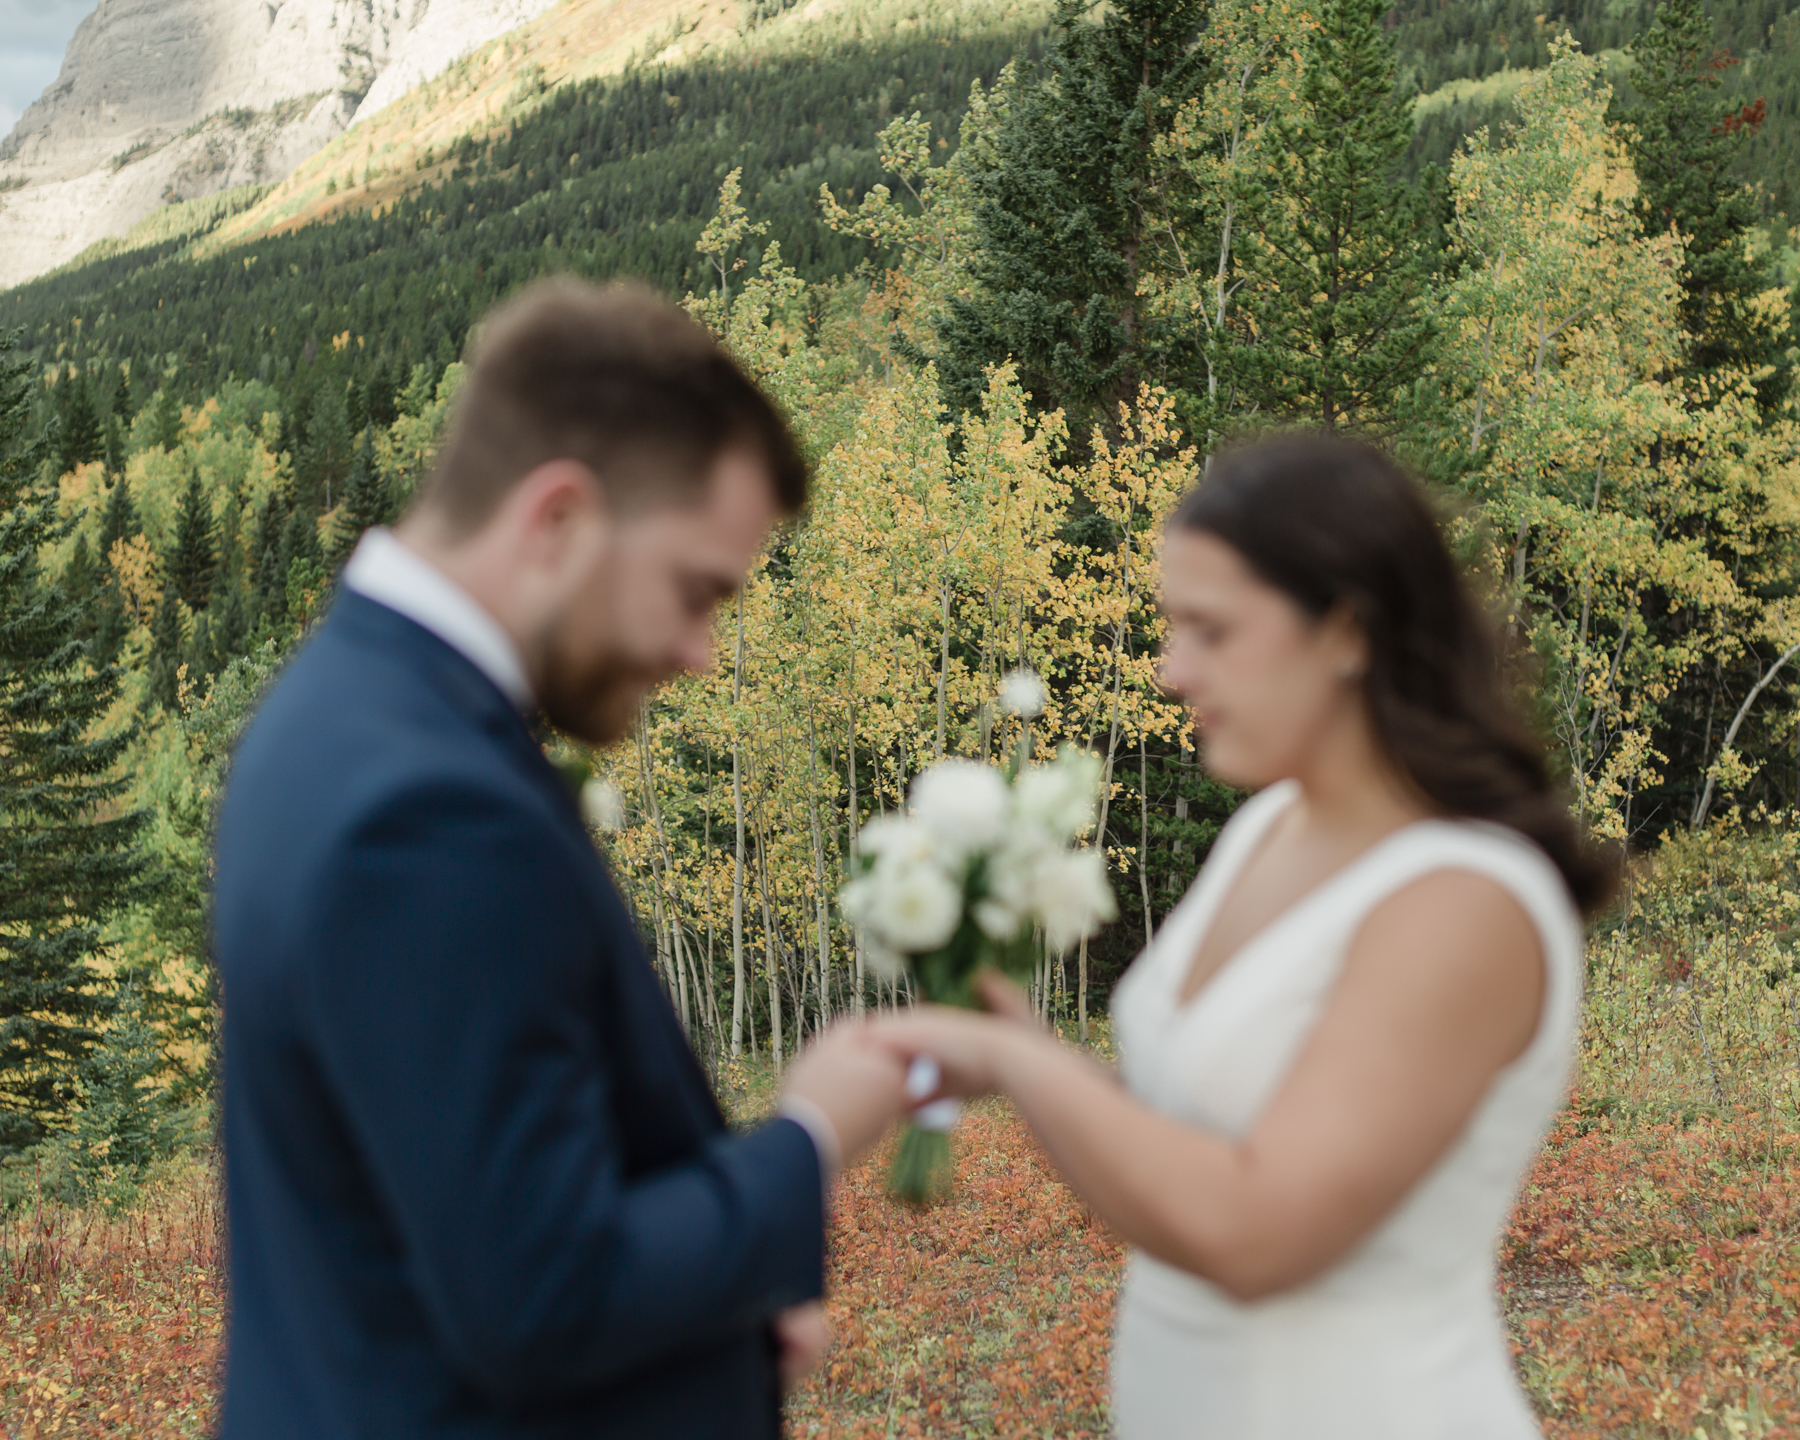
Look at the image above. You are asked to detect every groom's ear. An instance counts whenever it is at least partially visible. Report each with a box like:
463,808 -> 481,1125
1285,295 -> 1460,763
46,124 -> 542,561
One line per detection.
506,459 -> 612,560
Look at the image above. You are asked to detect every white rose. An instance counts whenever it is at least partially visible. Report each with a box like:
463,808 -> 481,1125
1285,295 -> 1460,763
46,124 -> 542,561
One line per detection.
1035,847 -> 1117,951
998,668 -> 1046,718
870,860 -> 964,953
986,825 -> 1052,915
839,874 -> 878,928
974,898 -> 1022,942
580,777 -> 625,832
1016,751 -> 1101,839
862,938 -> 906,982
859,814 -> 933,866
909,759 -> 1011,856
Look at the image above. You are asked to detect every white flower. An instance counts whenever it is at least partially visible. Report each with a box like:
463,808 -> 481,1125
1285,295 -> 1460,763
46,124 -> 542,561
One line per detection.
580,777 -> 625,832
986,827 -> 1050,916
998,668 -> 1046,718
1015,750 -> 1102,839
974,898 -> 1022,942
862,938 -> 906,982
909,759 -> 1011,855
839,875 -> 878,929
869,860 -> 963,953
858,813 -> 933,866
1035,847 -> 1117,951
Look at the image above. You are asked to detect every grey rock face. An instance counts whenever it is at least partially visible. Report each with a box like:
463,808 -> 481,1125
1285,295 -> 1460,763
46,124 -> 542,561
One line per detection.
0,0 -> 556,288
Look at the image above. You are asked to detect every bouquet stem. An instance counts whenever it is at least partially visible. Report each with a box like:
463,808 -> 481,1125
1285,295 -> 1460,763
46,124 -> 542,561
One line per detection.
889,1123 -> 954,1205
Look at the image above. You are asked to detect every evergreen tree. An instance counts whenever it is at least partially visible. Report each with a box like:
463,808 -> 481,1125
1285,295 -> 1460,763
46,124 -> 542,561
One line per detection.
94,471 -> 139,563
91,477 -> 138,668
91,581 -> 129,669
144,586 -> 187,714
168,468 -> 218,612
367,360 -> 398,428
1617,0 -> 1787,394
331,430 -> 390,563
0,329 -> 147,1152
1233,0 -> 1437,432
61,534 -> 98,646
186,609 -> 217,684
145,384 -> 184,452
108,366 -> 133,426
933,0 -> 1211,435
103,413 -> 126,478
209,580 -> 249,663
65,983 -> 192,1208
297,386 -> 353,513
249,492 -> 289,630
58,369 -> 103,476
280,492 -> 325,584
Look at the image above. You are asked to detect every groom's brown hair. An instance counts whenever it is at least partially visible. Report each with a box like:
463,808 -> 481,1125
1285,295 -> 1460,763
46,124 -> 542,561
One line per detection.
421,277 -> 806,532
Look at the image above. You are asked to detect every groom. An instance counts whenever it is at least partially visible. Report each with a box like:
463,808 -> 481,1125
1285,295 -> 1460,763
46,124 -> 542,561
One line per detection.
213,279 -> 908,1438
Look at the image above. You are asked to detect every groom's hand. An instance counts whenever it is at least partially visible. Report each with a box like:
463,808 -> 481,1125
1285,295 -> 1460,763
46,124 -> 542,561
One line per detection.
782,1021 -> 909,1165
774,1301 -> 831,1391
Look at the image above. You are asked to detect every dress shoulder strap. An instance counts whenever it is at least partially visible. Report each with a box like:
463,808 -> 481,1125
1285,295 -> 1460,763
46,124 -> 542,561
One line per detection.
1348,820 -> 1586,1063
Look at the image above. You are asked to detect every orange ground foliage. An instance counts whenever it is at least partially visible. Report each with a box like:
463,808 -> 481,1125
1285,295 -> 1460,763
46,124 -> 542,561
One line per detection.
5,1097 -> 1799,1438
1,1162 -> 222,1439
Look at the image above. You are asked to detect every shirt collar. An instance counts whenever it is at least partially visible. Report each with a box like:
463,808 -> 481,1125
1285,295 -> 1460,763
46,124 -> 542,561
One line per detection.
342,528 -> 535,711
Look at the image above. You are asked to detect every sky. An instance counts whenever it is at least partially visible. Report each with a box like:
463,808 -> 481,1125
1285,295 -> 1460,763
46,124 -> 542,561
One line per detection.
0,0 -> 97,139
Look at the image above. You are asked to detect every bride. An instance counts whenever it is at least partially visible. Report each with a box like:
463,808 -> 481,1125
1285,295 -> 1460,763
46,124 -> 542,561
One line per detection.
870,433 -> 1612,1439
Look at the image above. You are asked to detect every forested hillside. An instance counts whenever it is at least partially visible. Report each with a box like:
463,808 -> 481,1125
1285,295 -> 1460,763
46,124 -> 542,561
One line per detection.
4,0 -> 1800,1168
1397,1 -> 1800,216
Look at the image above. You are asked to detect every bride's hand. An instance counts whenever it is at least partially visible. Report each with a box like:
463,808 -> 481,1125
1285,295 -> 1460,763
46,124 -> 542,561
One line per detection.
867,1005 -> 1028,1098
973,967 -> 1037,1024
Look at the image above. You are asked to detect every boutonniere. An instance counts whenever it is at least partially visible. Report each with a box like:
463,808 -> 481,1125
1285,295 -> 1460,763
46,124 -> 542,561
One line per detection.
556,755 -> 624,833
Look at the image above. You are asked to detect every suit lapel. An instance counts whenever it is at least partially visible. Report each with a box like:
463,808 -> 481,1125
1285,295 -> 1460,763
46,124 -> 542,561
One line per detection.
330,592 -> 728,1137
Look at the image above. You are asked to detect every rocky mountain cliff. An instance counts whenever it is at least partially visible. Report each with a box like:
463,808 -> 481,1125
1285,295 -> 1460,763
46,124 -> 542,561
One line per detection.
0,0 -> 560,288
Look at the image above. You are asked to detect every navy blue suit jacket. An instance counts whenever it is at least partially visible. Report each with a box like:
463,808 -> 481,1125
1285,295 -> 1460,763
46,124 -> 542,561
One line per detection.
213,592 -> 824,1439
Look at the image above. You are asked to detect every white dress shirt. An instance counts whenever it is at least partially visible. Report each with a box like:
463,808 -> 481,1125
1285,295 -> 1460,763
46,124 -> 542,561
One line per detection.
341,527 -> 842,1185
342,528 -> 534,710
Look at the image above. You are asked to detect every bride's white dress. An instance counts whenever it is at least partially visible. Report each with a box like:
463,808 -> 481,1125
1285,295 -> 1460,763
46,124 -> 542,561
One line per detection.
1108,780 -> 1582,1440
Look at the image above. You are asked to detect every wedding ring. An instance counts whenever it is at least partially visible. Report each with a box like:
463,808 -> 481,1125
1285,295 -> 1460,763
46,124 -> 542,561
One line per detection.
904,1054 -> 941,1103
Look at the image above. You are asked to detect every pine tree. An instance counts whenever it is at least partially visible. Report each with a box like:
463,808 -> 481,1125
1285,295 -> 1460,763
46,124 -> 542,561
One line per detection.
66,983 -> 192,1208
91,581 -> 129,669
367,360 -> 398,428
331,429 -> 390,563
108,366 -> 133,426
933,0 -> 1211,436
249,492 -> 288,630
1617,0 -> 1787,393
61,534 -> 98,646
297,386 -> 353,513
168,469 -> 218,612
0,329 -> 147,1153
58,369 -> 103,476
95,471 -> 139,563
146,384 -> 184,452
1230,0 -> 1437,432
280,491 -> 324,581
144,586 -> 187,714
103,413 -> 126,478
209,581 -> 249,664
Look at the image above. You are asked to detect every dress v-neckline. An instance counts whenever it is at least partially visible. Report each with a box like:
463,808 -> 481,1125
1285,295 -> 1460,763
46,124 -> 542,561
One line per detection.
1169,783 -> 1432,1018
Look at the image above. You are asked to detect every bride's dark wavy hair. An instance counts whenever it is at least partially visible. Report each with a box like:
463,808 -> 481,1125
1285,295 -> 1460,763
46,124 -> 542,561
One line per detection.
1173,432 -> 1614,916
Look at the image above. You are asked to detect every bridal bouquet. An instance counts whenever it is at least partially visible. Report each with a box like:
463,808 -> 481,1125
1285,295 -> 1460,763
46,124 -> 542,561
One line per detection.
839,673 -> 1116,1202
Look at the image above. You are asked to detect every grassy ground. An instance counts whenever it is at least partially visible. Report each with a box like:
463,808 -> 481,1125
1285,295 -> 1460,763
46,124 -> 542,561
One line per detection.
10,819 -> 1800,1437
7,1092 -> 1797,1439
3,1090 -> 1799,1437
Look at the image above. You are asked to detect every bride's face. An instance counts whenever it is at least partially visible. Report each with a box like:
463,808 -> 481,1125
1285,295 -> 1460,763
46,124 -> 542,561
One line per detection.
1158,528 -> 1367,789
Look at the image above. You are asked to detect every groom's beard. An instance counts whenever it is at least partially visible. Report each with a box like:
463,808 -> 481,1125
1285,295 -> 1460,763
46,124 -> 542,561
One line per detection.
537,646 -> 658,747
